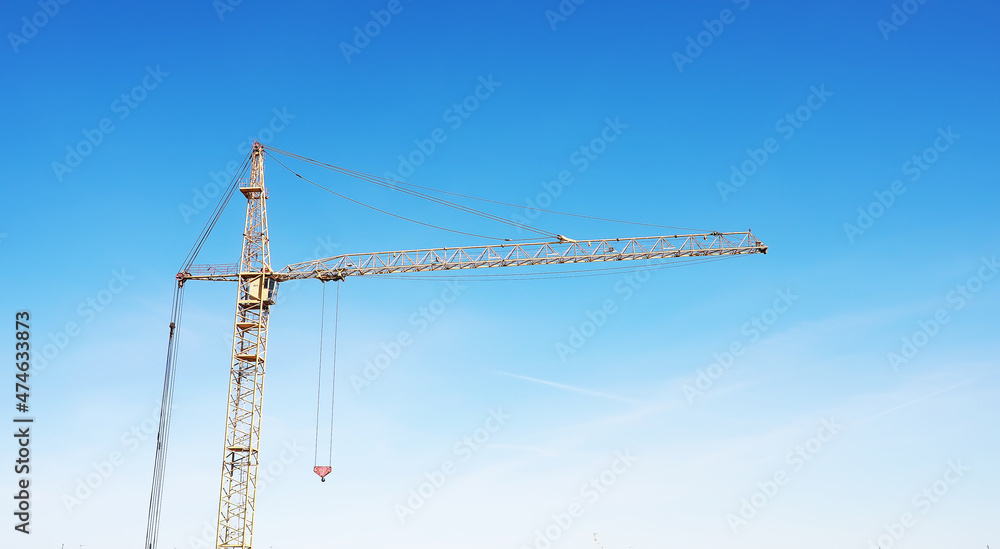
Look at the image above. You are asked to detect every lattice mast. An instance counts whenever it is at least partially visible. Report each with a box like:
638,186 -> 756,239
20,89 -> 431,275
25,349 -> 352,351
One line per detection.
216,142 -> 276,549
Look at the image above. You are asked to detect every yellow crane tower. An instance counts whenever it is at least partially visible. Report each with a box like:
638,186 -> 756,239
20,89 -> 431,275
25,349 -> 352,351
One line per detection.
142,142 -> 768,549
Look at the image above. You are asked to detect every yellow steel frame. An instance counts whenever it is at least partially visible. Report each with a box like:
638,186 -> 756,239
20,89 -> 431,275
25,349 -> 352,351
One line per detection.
216,143 -> 273,549
170,141 -> 770,549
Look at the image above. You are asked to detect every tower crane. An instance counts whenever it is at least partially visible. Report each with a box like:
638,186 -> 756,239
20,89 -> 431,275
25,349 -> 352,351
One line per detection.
142,142 -> 768,549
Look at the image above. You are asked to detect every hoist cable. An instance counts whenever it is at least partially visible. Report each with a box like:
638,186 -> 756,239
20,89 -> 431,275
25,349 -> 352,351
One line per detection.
327,281 -> 341,464
312,282 -> 327,468
143,280 -> 186,549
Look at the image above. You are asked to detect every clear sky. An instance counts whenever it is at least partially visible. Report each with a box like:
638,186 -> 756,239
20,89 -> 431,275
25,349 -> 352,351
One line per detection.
2,1 -> 998,548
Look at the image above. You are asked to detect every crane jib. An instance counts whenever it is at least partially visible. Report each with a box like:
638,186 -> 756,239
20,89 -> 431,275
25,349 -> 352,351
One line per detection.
179,233 -> 766,283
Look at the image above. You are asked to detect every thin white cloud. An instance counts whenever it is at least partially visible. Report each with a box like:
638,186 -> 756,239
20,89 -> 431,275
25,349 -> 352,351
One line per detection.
491,370 -> 644,405
851,376 -> 981,427
486,443 -> 560,457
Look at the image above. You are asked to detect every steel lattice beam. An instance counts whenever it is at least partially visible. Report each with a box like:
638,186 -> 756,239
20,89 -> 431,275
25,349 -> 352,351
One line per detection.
216,143 -> 272,549
180,232 -> 766,283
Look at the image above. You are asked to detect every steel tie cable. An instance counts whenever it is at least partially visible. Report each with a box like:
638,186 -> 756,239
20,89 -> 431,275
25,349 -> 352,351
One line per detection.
263,147 -> 557,237
267,153 -> 517,241
263,145 -> 708,233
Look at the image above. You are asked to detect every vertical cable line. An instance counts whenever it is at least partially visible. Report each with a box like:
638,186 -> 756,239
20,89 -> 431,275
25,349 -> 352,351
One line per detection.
313,283 -> 327,467
327,281 -> 341,464
144,149 -> 252,549
143,280 -> 185,549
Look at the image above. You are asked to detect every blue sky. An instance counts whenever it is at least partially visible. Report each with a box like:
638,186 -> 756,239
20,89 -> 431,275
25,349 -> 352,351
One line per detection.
2,1 -> 998,548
